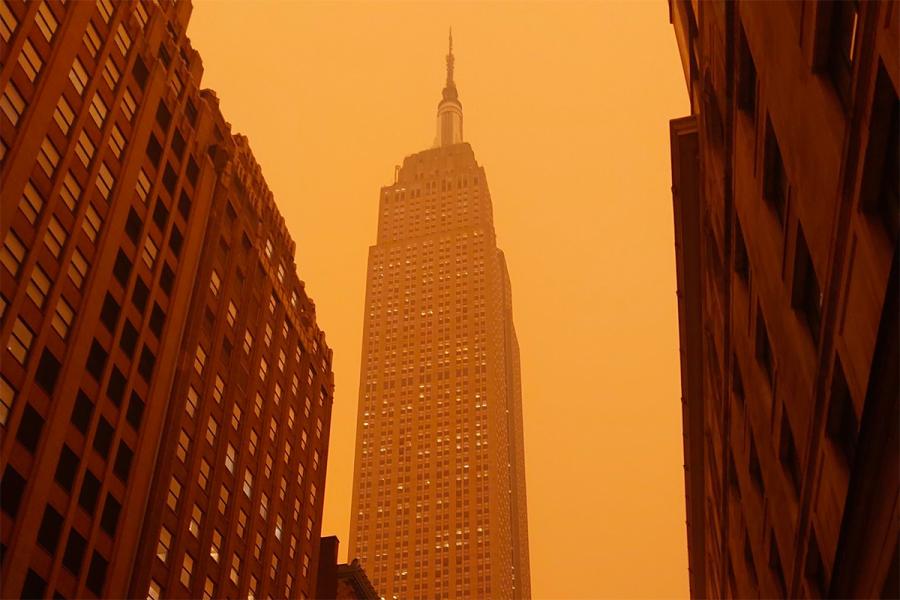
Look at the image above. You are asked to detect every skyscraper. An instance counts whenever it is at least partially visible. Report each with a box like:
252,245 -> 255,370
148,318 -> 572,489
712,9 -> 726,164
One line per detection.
669,1 -> 898,597
0,1 -> 333,598
349,33 -> 531,600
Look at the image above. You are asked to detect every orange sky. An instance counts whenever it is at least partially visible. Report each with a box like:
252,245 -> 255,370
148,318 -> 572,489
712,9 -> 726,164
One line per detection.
187,2 -> 689,597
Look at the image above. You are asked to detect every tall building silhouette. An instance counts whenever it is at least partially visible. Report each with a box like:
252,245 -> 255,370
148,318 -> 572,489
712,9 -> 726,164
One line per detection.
349,33 -> 531,600
669,1 -> 898,597
0,2 -> 333,598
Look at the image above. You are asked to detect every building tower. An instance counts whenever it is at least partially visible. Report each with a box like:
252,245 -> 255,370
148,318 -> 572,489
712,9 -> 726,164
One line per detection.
349,34 -> 532,599
0,2 -> 334,598
669,1 -> 898,598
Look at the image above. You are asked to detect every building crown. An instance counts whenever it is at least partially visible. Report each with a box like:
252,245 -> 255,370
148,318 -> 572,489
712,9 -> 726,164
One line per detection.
434,27 -> 464,147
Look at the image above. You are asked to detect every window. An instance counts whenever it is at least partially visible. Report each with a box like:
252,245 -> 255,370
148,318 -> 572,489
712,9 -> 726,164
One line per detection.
148,580 -> 162,600
749,433 -> 765,497
97,0 -> 114,21
35,2 -> 57,41
18,39 -> 42,82
121,88 -> 136,121
230,554 -> 241,584
226,444 -> 236,473
243,469 -> 253,497
54,95 -> 75,134
209,270 -> 221,295
861,65 -> 899,245
76,131 -> 95,168
114,443 -> 133,481
142,237 -> 158,268
83,204 -> 103,242
38,137 -> 60,177
20,181 -> 43,224
167,477 -> 181,511
0,1 -> 17,42
70,58 -> 89,95
176,429 -> 189,462
157,527 -> 172,562
218,485 -> 230,513
189,504 -> 202,537
829,0 -> 859,108
199,459 -> 210,489
63,529 -> 87,575
210,530 -> 222,562
83,22 -> 101,56
69,248 -> 89,286
38,505 -> 64,553
52,296 -> 75,339
226,301 -> 238,326
8,317 -> 34,365
0,81 -> 25,125
185,386 -> 198,418
0,229 -> 25,277
763,118 -> 788,225
755,305 -> 774,390
45,217 -> 66,257
136,169 -> 152,203
0,375 -> 14,426
107,125 -> 126,159
90,94 -> 108,128
100,495 -> 121,536
27,263 -> 51,308
103,58 -> 120,90
194,345 -> 207,375
115,24 -> 131,55
769,538 -> 787,596
779,412 -> 802,496
213,375 -> 224,403
791,226 -> 822,343
78,470 -> 101,514
205,416 -> 217,445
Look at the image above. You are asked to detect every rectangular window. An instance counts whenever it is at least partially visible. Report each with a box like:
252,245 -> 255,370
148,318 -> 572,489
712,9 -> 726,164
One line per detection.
60,172 -> 81,211
76,132 -> 95,168
96,162 -> 115,199
121,88 -> 136,121
26,264 -> 51,308
791,226 -> 822,344
103,59 -> 120,90
70,58 -> 89,96
156,527 -> 172,562
829,0 -> 859,109
0,2 -> 17,42
763,118 -> 788,225
18,40 -> 42,82
89,94 -> 108,128
20,181 -> 44,224
52,296 -> 75,339
45,217 -> 66,257
108,125 -> 126,158
142,237 -> 158,268
115,24 -> 131,55
54,95 -> 75,134
0,82 -> 25,126
779,412 -> 802,496
69,248 -> 89,286
9,318 -> 34,365
35,2 -> 58,41
38,137 -> 60,177
83,22 -> 101,57
97,0 -> 114,22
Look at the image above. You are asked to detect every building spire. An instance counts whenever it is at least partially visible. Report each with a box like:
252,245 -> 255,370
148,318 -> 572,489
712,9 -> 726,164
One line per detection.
446,28 -> 454,86
435,27 -> 463,147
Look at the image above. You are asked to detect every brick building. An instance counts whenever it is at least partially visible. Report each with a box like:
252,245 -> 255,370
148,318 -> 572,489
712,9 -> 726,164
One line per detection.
0,1 -> 333,598
669,1 -> 898,597
316,536 -> 380,600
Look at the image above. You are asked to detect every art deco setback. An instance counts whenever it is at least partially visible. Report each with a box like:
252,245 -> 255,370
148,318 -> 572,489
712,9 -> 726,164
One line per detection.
0,2 -> 333,599
669,1 -> 898,598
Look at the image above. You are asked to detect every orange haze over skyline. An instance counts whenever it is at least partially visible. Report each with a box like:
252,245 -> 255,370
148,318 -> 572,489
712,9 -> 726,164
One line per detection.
187,2 -> 690,597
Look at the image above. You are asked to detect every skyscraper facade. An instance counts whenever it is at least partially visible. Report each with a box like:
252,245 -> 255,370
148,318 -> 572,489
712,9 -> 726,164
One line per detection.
0,1 -> 333,598
669,1 -> 898,597
349,35 -> 531,600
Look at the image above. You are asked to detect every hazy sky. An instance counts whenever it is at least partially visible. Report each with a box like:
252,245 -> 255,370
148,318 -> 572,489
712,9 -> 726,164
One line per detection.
187,2 -> 690,597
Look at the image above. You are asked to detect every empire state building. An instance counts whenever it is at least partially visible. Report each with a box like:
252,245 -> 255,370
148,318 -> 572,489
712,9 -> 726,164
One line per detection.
349,33 -> 532,599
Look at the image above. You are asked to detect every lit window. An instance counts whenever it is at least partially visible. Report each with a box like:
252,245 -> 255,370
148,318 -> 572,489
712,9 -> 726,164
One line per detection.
8,318 -> 33,365
134,3 -> 149,27
52,297 -> 75,339
53,95 -> 75,134
189,504 -> 202,537
230,554 -> 241,584
68,249 -> 89,286
26,264 -> 51,308
225,444 -> 236,473
210,530 -> 222,563
89,94 -> 108,128
75,131 -> 95,168
209,270 -> 221,295
243,331 -> 253,354
180,552 -> 193,587
121,88 -> 136,121
156,527 -> 172,562
108,125 -> 126,158
176,429 -> 189,462
218,485 -> 230,513
243,469 -> 253,497
70,58 -> 89,95
82,204 -> 103,242
194,345 -> 206,375
97,0 -> 114,22
231,404 -> 241,430
148,580 -> 161,600
167,478 -> 181,510
226,301 -> 237,326
37,137 -> 60,177
35,2 -> 58,41
142,237 -> 158,268
205,416 -> 217,445
83,22 -> 101,57
44,217 -> 65,257
60,172 -> 81,211
199,459 -> 210,489
18,39 -> 42,82
20,181 -> 43,224
136,169 -> 151,203
103,59 -> 120,90
0,82 -> 25,126
213,375 -> 225,403
202,578 -> 213,600
114,23 -> 130,55
185,386 -> 198,417
0,2 -> 17,42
